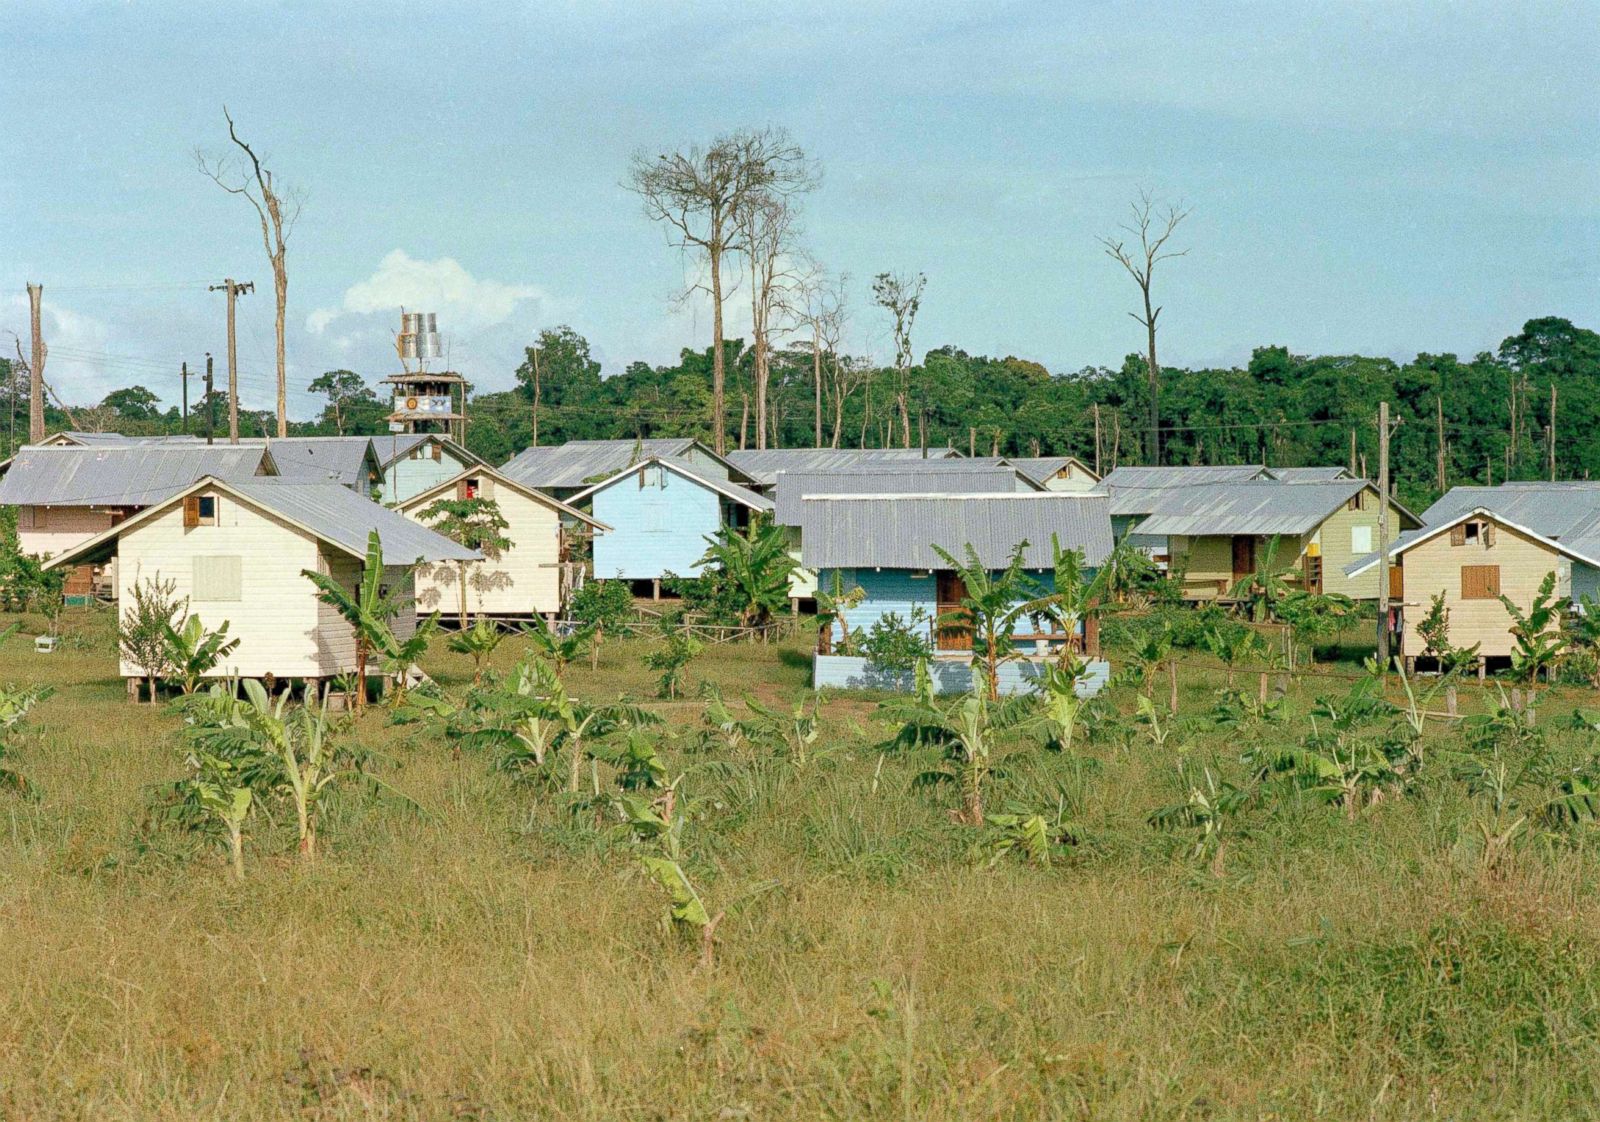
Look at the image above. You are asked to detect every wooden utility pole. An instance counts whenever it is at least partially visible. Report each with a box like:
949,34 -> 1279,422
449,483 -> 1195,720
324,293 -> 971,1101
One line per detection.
1549,383 -> 1557,481
204,354 -> 216,445
1349,429 -> 1357,477
26,283 -> 44,443
209,279 -> 252,444
1093,404 -> 1102,476
1377,401 -> 1392,667
180,361 -> 191,434
1435,395 -> 1446,493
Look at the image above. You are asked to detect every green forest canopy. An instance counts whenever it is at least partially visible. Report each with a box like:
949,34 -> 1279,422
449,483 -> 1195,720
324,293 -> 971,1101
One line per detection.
11,316 -> 1598,513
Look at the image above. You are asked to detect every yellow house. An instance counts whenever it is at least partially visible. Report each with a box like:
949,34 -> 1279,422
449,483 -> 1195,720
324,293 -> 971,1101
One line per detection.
42,477 -> 478,692
1345,507 -> 1597,667
1123,479 -> 1421,601
396,466 -> 609,620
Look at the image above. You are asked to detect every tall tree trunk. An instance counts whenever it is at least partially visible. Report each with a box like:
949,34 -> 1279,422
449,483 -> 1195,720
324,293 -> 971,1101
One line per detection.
1144,288 -> 1159,466
813,338 -> 823,447
709,245 -> 726,454
273,262 -> 288,438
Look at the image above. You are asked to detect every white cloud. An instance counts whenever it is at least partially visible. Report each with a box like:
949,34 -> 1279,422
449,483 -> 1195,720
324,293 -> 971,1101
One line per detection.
307,249 -> 556,336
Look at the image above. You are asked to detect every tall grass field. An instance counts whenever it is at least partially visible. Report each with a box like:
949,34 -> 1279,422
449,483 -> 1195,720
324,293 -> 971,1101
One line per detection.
3,606 -> 1600,1119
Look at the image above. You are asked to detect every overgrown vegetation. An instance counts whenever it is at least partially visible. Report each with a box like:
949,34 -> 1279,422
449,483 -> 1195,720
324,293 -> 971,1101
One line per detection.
10,601 -> 1600,1118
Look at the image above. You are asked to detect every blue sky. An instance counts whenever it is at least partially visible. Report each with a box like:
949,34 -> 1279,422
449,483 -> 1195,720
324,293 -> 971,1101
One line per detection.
3,1 -> 1596,419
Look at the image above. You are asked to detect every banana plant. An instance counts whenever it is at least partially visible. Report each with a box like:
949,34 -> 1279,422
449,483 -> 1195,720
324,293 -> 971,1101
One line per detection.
1135,693 -> 1178,750
744,692 -> 826,771
186,753 -> 254,879
452,658 -> 564,778
1039,658 -> 1092,755
1148,766 -> 1254,876
161,615 -> 242,695
886,678 -> 1038,826
381,613 -> 440,709
1499,571 -> 1567,685
618,777 -> 724,967
536,667 -> 660,793
815,569 -> 865,655
447,617 -> 503,685
522,616 -> 596,680
0,683 -> 51,796
981,798 -> 1081,868
302,531 -> 417,712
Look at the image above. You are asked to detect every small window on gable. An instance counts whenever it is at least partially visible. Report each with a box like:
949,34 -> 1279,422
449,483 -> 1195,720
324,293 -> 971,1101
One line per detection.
1347,492 -> 1364,512
457,477 -> 480,500
183,494 -> 219,528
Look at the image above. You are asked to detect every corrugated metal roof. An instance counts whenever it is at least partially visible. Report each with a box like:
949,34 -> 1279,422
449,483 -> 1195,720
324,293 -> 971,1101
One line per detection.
228,481 -> 480,563
1009,455 -> 1095,482
727,446 -> 958,486
367,433 -> 484,470
1099,464 -> 1272,515
0,445 -> 274,506
798,492 -> 1113,569
568,457 -> 773,512
48,431 -> 204,447
1267,466 -> 1356,482
1130,479 -> 1373,537
1419,483 -> 1600,541
237,437 -> 376,488
773,465 -> 1039,525
500,438 -> 714,490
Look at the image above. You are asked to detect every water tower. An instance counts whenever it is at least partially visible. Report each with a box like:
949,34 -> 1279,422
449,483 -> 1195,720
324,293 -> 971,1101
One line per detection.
385,311 -> 464,440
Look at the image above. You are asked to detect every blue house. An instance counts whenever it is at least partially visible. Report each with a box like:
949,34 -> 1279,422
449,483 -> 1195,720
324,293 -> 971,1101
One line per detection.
568,456 -> 773,596
370,434 -> 486,505
797,491 -> 1114,694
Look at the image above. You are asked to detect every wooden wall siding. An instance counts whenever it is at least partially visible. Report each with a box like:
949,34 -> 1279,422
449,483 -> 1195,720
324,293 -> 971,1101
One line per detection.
823,567 -> 1081,653
1398,521 -> 1569,659
678,447 -> 733,481
1310,496 -> 1414,600
380,447 -> 469,505
1170,533 -> 1310,598
590,467 -> 724,581
19,505 -> 116,558
1573,563 -> 1600,606
116,489 -> 327,679
402,476 -> 564,615
813,654 -> 1111,696
784,526 -> 817,601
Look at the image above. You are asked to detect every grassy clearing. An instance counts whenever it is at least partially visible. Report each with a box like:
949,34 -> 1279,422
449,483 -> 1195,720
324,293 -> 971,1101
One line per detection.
3,605 -> 1600,1119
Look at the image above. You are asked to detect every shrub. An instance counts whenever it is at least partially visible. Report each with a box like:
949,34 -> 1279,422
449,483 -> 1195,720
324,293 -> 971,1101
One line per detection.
569,579 -> 635,633
859,609 -> 932,673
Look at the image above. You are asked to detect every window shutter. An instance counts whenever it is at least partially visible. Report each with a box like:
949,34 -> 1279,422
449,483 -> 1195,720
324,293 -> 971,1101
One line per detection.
431,443 -> 442,462
1462,564 -> 1501,600
1484,522 -> 1496,547
183,495 -> 201,528
456,479 -> 469,501
1450,524 -> 1466,547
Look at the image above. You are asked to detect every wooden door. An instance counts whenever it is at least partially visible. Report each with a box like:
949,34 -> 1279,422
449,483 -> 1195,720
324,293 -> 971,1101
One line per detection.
936,570 -> 972,651
1231,536 -> 1255,583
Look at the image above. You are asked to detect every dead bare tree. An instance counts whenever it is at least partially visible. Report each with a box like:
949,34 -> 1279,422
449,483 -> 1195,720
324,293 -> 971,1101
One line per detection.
196,108 -> 301,438
871,271 -> 926,447
834,355 -> 873,450
738,190 -> 808,449
792,267 -> 850,447
626,128 -> 812,455
1099,190 -> 1190,465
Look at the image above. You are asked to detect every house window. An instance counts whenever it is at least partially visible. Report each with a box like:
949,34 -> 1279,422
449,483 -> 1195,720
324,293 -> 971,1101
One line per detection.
1461,564 -> 1501,600
193,555 -> 242,601
183,494 -> 218,528
457,477 -> 480,500
1451,520 -> 1495,547
1347,492 -> 1365,512
1351,525 -> 1373,554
